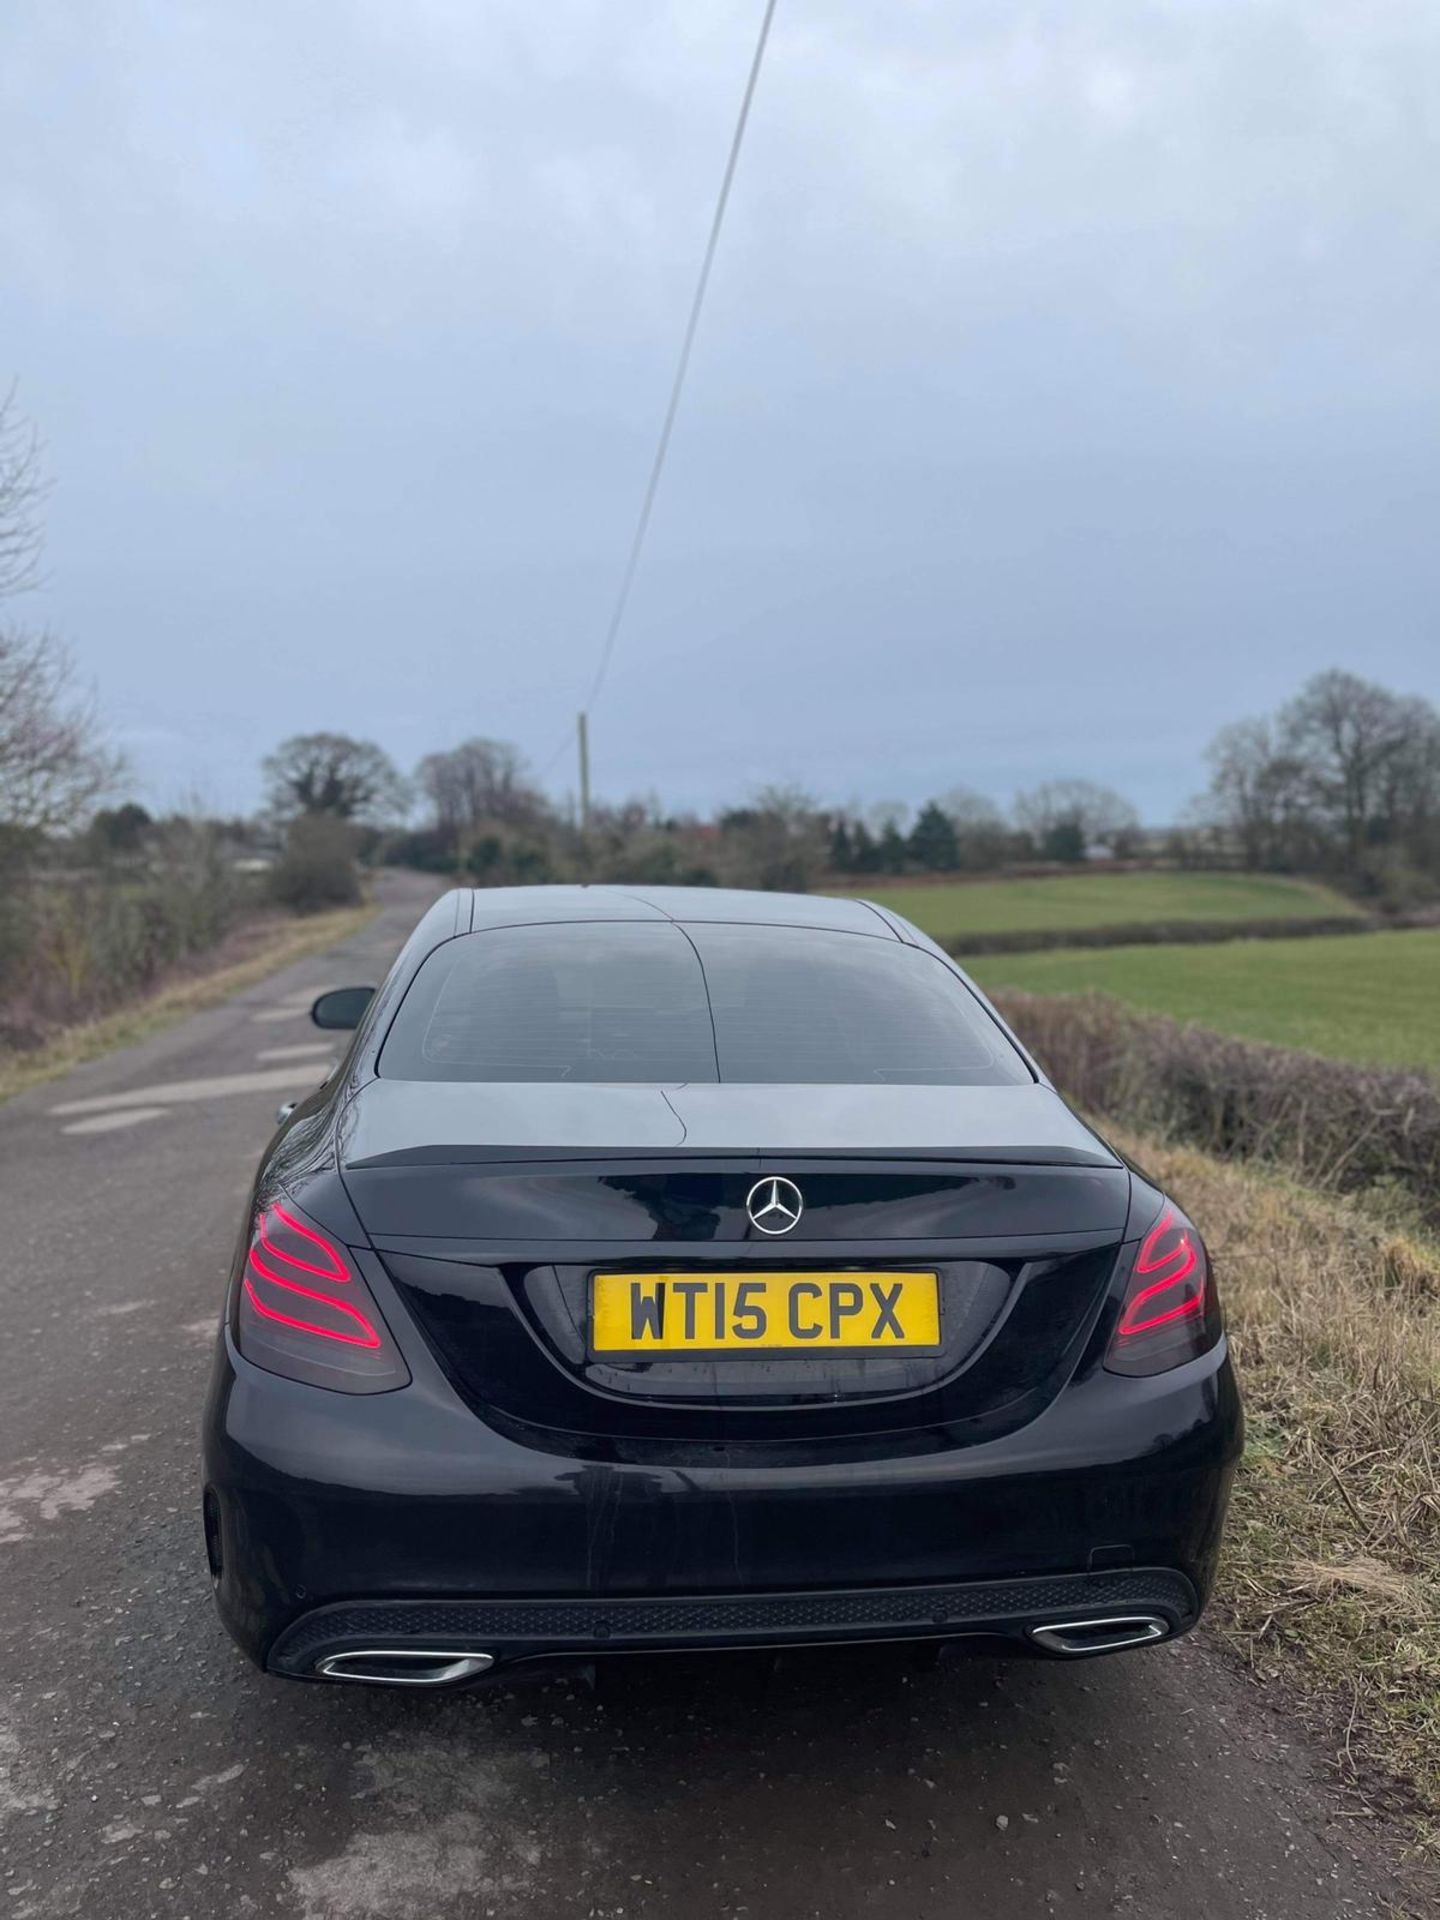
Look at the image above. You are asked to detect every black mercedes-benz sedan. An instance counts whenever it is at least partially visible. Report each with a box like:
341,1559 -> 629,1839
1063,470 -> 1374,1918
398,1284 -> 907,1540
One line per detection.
202,885 -> 1241,1688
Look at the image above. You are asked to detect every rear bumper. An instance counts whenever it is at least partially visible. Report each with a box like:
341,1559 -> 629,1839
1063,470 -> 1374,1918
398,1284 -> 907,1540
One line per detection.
268,1568 -> 1200,1681
202,1326 -> 1242,1677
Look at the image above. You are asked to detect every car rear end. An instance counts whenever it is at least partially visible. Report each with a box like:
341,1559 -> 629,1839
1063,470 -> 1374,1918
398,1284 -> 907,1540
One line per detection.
201,895 -> 1241,1686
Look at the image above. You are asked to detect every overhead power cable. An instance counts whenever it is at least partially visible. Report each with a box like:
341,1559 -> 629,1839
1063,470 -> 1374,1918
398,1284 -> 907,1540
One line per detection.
540,0 -> 780,787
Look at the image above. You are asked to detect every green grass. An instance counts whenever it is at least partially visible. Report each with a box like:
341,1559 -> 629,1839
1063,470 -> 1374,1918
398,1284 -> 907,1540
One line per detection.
968,927 -> 1440,1075
837,871 -> 1360,942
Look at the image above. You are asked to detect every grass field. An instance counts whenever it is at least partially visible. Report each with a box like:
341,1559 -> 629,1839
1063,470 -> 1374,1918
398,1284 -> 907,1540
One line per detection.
969,926 -> 1440,1074
841,871 -> 1360,942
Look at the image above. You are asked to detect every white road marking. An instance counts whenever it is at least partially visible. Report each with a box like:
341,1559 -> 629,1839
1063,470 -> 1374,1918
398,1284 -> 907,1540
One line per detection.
256,1042 -> 335,1062
61,1106 -> 169,1135
190,1762 -> 247,1794
51,1066 -> 324,1118
251,990 -> 321,1027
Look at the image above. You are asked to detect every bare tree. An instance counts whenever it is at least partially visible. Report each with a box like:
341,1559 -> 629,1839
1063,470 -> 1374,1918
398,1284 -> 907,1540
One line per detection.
1195,671 -> 1440,891
415,738 -> 545,838
1279,670 -> 1435,863
0,385 -> 47,605
1381,699 -> 1440,865
0,629 -> 121,834
937,784 -> 1011,870
1201,718 -> 1315,870
262,732 -> 410,825
717,784 -> 828,891
1012,779 -> 1140,858
0,396 -> 118,838
938,785 -> 1002,831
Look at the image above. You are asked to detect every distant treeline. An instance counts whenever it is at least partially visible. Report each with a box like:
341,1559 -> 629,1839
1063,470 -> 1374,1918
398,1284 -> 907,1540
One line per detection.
249,666 -> 1440,911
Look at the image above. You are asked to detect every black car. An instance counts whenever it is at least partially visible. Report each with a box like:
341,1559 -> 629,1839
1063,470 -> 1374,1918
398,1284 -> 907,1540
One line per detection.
202,885 -> 1241,1688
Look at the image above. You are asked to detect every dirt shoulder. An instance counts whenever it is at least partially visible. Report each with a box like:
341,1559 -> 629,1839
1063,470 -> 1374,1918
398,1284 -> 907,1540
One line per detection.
1111,1124 -> 1440,1868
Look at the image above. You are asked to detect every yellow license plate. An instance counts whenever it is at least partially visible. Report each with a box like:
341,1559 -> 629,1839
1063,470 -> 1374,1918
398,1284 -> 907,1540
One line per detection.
590,1271 -> 941,1355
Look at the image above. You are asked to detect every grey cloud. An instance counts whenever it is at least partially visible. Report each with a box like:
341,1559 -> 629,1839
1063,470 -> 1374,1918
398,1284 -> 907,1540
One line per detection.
0,0 -> 1436,821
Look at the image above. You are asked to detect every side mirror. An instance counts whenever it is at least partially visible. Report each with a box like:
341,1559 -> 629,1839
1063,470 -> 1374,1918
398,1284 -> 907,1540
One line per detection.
311,986 -> 374,1031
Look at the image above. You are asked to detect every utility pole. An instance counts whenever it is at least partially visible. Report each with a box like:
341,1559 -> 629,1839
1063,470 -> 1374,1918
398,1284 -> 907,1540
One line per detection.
577,711 -> 591,841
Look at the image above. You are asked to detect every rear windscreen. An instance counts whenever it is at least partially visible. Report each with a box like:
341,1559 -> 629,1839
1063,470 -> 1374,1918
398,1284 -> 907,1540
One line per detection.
696,923 -> 1030,1084
377,919 -> 1032,1086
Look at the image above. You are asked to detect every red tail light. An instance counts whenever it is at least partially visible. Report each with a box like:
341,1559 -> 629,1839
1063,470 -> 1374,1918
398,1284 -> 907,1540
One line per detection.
1105,1204 -> 1220,1377
236,1198 -> 409,1394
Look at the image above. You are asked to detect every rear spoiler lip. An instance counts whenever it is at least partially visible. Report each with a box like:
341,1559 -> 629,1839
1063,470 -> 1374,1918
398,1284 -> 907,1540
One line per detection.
344,1144 -> 1122,1172
363,1223 -> 1127,1263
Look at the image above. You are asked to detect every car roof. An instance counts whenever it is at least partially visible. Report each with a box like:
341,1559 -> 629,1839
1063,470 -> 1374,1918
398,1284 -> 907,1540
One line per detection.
457,885 -> 900,938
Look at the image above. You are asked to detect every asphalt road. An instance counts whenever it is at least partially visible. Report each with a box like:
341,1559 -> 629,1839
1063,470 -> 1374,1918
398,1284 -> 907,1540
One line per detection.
0,872 -> 1423,1920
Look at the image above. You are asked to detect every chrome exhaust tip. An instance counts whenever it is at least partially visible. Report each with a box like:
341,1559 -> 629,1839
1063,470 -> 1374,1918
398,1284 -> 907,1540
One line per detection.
314,1649 -> 495,1687
1029,1615 -> 1169,1657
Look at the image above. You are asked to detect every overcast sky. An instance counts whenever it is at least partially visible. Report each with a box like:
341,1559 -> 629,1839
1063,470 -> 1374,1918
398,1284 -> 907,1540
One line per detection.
2,1 -> 1438,824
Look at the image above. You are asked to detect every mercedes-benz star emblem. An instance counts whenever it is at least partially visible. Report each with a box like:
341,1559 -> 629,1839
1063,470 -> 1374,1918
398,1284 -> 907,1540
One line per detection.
746,1176 -> 804,1236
